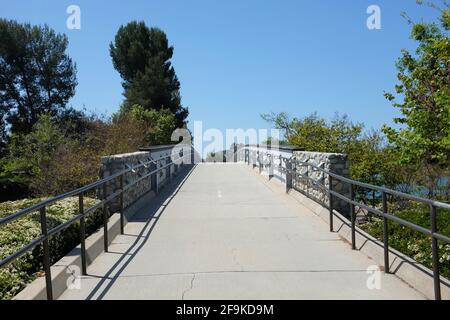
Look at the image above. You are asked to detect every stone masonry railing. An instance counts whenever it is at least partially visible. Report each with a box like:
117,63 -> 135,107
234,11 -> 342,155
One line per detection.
99,145 -> 182,212
239,145 -> 351,217
293,151 -> 351,216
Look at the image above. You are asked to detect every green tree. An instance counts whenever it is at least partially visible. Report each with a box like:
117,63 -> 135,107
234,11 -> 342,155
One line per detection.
261,112 -> 406,196
262,112 -> 363,154
0,114 -> 66,195
383,1 -> 450,198
349,131 -> 408,190
0,104 -> 178,199
115,104 -> 177,146
0,110 -> 7,155
261,112 -> 296,141
0,19 -> 77,136
110,21 -> 188,128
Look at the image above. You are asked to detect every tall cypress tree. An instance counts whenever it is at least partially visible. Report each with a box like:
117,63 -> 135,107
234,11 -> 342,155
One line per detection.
110,21 -> 188,128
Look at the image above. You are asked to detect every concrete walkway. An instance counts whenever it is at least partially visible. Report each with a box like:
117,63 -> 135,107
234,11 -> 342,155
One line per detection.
60,164 -> 425,300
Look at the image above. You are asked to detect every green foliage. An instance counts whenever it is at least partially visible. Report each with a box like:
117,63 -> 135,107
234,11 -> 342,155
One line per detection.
262,137 -> 288,146
383,1 -> 450,198
348,132 -> 410,190
110,21 -> 188,128
0,114 -> 66,196
0,19 -> 77,136
262,112 -> 364,154
0,197 -> 102,299
261,112 -> 296,140
0,103 -> 181,199
261,112 -> 405,191
289,113 -> 363,154
361,203 -> 450,278
0,111 -> 7,155
127,104 -> 177,145
0,111 -> 142,197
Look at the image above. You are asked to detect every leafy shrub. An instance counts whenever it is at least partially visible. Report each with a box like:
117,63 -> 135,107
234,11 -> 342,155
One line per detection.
360,203 -> 450,279
0,197 -> 102,299
0,111 -> 151,198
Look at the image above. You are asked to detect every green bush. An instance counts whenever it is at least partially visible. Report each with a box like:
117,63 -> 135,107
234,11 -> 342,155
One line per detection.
360,203 -> 450,279
0,197 -> 102,299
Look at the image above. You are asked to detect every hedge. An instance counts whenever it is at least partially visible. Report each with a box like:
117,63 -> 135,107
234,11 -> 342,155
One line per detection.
0,197 -> 102,300
360,203 -> 450,279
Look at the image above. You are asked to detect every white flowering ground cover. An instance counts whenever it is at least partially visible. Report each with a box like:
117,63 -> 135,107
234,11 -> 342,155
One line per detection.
0,197 -> 102,299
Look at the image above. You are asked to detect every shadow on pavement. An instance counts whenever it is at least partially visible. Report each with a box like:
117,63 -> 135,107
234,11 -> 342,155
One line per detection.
85,164 -> 197,300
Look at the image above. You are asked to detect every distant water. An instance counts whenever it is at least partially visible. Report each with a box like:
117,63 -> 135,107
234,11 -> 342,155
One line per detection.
396,177 -> 449,199
358,177 -> 450,202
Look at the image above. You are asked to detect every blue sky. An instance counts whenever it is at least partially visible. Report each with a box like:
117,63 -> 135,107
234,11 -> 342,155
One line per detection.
0,0 -> 443,134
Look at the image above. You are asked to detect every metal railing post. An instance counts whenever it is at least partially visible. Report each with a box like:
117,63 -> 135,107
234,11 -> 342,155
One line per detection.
39,207 -> 53,300
169,160 -> 173,181
119,174 -> 124,234
328,175 -> 334,232
151,161 -> 158,194
382,191 -> 389,274
306,163 -> 310,196
79,194 -> 87,275
285,159 -> 292,193
180,150 -> 184,168
268,154 -> 274,179
430,205 -> 441,300
102,182 -> 108,252
320,163 -> 325,186
349,183 -> 356,250
259,152 -> 263,174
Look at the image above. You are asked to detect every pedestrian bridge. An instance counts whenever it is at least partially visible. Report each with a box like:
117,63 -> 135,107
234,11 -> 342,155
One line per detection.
57,163 -> 430,300
4,146 -> 450,300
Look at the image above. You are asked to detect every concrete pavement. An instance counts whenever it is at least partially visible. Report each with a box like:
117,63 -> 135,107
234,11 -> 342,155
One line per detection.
59,164 -> 426,300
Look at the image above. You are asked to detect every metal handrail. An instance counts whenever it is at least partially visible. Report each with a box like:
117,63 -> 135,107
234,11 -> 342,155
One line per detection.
293,170 -> 450,243
296,161 -> 450,210
0,154 -> 172,226
240,146 -> 449,300
0,151 -> 191,300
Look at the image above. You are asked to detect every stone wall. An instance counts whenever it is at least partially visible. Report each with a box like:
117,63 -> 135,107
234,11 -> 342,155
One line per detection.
293,151 -> 351,217
99,152 -> 153,211
99,146 -> 180,212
